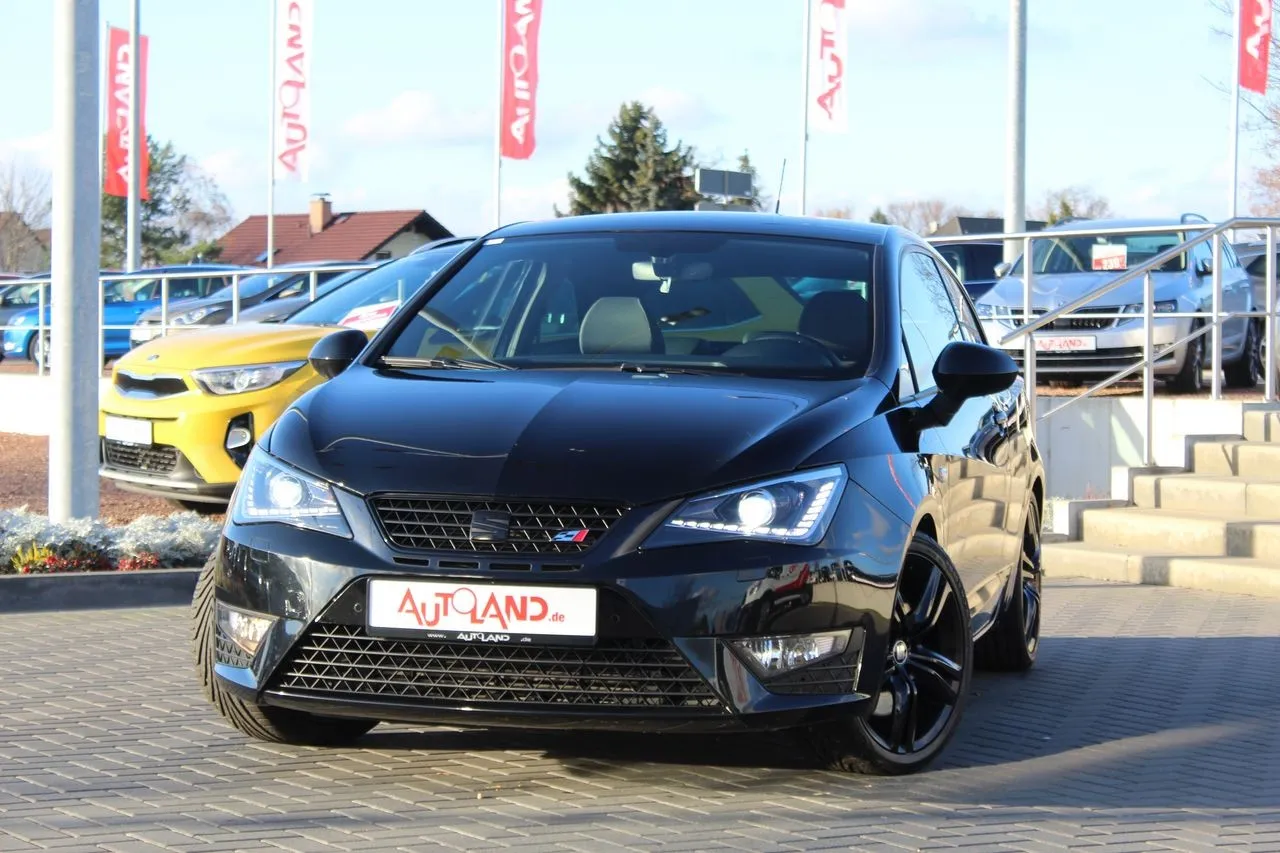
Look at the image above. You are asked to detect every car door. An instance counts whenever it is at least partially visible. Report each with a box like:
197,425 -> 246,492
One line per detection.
1219,241 -> 1252,352
897,249 -> 1014,629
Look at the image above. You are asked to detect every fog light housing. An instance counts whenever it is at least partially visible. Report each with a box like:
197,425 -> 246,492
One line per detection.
224,414 -> 254,468
216,601 -> 275,658
730,629 -> 851,678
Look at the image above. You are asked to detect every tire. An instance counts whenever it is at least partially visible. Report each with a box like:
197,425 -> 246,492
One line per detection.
1168,324 -> 1205,394
191,554 -> 378,745
975,498 -> 1042,672
806,533 -> 973,775
1225,320 -> 1262,389
27,332 -> 47,368
171,499 -> 227,516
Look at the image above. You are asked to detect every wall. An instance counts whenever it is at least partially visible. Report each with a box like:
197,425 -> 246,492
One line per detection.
370,231 -> 430,261
1034,395 -> 1252,499
0,375 -> 113,436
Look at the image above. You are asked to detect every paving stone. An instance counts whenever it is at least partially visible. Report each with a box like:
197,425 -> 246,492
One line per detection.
1,578 -> 1279,850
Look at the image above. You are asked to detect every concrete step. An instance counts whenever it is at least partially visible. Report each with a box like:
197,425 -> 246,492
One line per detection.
1043,542 -> 1280,597
1244,409 -> 1280,443
1191,439 -> 1280,477
1131,472 -> 1280,517
1078,506 -> 1280,559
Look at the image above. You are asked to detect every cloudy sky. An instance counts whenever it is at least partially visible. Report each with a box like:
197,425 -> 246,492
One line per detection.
0,0 -> 1271,238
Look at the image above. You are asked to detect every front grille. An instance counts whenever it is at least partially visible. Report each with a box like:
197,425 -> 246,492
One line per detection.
1013,307 -> 1123,331
274,624 -> 723,710
114,371 -> 188,398
371,496 -> 627,554
102,439 -> 178,474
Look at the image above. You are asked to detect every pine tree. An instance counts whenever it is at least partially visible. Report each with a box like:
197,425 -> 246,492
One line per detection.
557,102 -> 702,216
869,207 -> 891,225
726,151 -> 770,211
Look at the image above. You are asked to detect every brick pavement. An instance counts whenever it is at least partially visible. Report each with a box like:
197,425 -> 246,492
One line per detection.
0,576 -> 1277,852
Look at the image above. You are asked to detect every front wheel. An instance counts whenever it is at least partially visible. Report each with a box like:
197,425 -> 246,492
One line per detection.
1225,320 -> 1262,389
806,533 -> 973,775
191,554 -> 378,745
1168,324 -> 1205,394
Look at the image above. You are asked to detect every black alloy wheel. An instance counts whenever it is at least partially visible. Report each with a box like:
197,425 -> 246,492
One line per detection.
1225,320 -> 1262,389
1170,325 -> 1205,393
976,498 -> 1042,671
807,533 -> 972,775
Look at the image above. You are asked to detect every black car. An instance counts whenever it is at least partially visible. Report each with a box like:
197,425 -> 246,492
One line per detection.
194,211 -> 1045,775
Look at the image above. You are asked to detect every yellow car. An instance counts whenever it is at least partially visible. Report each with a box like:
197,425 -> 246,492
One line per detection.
98,240 -> 472,511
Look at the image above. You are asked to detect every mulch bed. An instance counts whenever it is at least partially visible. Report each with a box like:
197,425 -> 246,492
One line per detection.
0,432 -> 223,525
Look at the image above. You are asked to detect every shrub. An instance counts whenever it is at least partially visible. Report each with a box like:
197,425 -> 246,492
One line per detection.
0,507 -> 221,573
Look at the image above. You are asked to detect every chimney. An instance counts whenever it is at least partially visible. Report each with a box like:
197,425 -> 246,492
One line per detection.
309,193 -> 332,235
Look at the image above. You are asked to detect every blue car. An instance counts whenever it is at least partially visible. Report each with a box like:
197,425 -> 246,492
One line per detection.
2,264 -> 251,367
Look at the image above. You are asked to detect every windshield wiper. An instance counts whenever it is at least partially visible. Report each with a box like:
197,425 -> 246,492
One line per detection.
617,363 -> 729,375
378,355 -> 513,371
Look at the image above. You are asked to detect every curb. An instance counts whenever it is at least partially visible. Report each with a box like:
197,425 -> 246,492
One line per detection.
0,567 -> 202,613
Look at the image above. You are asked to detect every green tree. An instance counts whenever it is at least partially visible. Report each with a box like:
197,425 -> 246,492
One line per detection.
100,136 -> 233,267
869,207 -> 890,224
557,102 -> 702,216
1036,186 -> 1112,225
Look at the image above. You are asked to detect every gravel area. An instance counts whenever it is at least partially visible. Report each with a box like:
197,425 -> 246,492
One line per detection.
0,432 -> 223,525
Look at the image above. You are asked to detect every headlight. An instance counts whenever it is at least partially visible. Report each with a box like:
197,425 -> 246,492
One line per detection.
231,448 -> 351,537
644,464 -> 848,548
191,361 -> 305,395
174,307 -> 211,325
975,303 -> 994,318
1120,301 -> 1177,315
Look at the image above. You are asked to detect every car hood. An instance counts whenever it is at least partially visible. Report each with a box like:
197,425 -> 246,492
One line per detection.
116,323 -> 362,371
268,367 -> 884,506
979,271 -> 1189,310
235,298 -> 300,323
136,291 -> 247,321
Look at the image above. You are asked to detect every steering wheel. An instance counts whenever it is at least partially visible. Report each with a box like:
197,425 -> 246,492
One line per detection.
734,331 -> 842,367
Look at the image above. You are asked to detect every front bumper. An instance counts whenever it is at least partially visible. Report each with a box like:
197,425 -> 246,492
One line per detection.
98,368 -> 321,495
2,329 -> 33,357
209,481 -> 907,733
981,316 -> 1188,376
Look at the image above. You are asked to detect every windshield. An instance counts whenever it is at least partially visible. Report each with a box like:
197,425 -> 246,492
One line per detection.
205,271 -> 299,301
286,245 -> 467,327
1,283 -> 42,306
376,232 -> 876,378
1011,229 -> 1188,275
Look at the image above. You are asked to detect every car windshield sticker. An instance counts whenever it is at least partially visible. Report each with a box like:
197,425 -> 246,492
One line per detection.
1091,243 -> 1128,271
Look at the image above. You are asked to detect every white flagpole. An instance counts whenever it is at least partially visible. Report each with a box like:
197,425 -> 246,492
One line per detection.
267,0 -> 277,267
125,0 -> 140,271
494,0 -> 504,229
798,0 -> 810,216
1230,0 -> 1242,224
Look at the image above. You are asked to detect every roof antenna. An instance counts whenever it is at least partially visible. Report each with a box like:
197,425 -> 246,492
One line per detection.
774,159 -> 787,213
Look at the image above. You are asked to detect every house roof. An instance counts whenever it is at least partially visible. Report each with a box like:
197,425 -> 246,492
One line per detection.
215,209 -> 452,266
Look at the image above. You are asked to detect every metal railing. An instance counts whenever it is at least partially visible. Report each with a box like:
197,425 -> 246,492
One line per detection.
0,262 -> 375,377
928,217 -> 1280,465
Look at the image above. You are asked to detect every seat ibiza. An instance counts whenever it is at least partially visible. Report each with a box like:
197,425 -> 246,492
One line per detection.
193,212 -> 1045,775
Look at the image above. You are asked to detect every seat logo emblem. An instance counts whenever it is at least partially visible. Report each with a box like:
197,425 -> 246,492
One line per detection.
469,510 -> 511,542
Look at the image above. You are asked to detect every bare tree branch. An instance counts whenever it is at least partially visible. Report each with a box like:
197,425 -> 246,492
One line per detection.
0,159 -> 52,273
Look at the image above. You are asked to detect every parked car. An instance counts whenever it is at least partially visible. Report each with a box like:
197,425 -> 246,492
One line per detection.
932,239 -> 1006,301
191,211 -> 1045,776
235,239 -> 477,324
0,264 -> 237,367
97,240 -> 471,511
1231,239 -> 1280,311
975,216 -> 1260,392
129,261 -> 359,348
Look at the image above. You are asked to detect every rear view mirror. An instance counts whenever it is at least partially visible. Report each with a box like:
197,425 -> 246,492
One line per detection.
993,262 -> 1012,279
308,328 -> 369,379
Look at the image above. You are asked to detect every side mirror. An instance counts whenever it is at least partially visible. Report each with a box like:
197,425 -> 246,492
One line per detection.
1195,257 -> 1213,276
993,262 -> 1012,279
308,328 -> 369,379
916,341 -> 1019,429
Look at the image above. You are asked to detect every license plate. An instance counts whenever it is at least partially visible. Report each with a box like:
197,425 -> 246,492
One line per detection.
1034,335 -> 1097,353
104,415 -> 152,446
366,579 -> 597,645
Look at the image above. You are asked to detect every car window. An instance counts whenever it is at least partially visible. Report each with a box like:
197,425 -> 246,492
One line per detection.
380,232 -> 877,378
900,250 -> 963,390
286,247 -> 466,327
937,247 -> 964,279
1013,230 -> 1188,274
931,257 -> 983,343
1189,238 -> 1213,272
966,244 -> 1004,281
1221,241 -> 1241,269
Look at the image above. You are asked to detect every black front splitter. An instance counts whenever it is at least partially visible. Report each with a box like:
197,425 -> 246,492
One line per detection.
260,689 -> 863,735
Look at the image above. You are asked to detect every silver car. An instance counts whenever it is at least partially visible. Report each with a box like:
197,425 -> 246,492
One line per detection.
975,216 -> 1261,393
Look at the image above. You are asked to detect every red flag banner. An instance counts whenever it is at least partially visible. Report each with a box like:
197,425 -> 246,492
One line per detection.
500,0 -> 542,160
808,0 -> 847,134
1240,0 -> 1272,95
275,0 -> 313,181
104,26 -> 149,200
